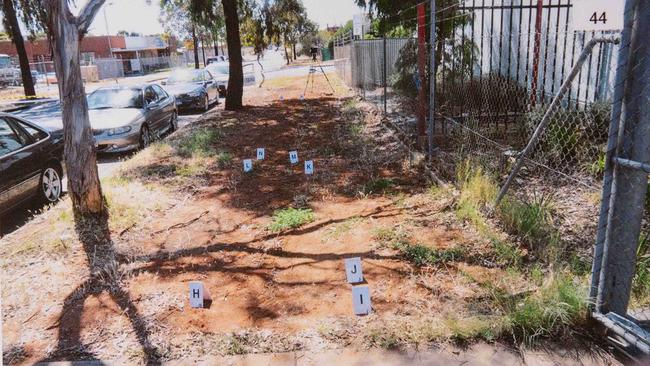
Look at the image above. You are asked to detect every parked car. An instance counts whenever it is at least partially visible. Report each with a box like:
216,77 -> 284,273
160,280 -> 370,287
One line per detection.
86,84 -> 178,152
15,84 -> 178,153
206,56 -> 227,65
0,113 -> 65,216
163,69 -> 220,111
0,54 -> 20,86
205,62 -> 256,97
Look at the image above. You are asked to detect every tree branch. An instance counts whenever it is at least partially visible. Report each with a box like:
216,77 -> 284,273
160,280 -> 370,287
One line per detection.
76,0 -> 106,34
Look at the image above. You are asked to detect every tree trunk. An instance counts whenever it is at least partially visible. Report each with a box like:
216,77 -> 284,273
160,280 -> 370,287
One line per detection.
222,0 -> 243,110
213,37 -> 219,56
2,0 -> 35,97
44,0 -> 106,221
292,43 -> 296,60
200,35 -> 206,66
192,24 -> 199,69
283,38 -> 290,65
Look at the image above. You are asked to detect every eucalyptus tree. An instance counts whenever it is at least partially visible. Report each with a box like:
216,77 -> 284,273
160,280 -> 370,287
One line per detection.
160,0 -> 201,68
6,0 -> 111,247
269,0 -> 308,64
1,0 -> 36,96
186,0 -> 243,109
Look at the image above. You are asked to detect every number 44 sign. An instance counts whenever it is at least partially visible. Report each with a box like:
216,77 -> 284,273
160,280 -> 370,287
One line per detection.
572,0 -> 623,31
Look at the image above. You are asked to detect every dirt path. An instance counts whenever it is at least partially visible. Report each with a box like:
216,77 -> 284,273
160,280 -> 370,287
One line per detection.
1,74 -> 618,365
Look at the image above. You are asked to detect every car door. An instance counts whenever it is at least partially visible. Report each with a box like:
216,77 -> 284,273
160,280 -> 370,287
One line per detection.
152,85 -> 174,132
144,86 -> 163,134
0,117 -> 42,213
203,70 -> 218,103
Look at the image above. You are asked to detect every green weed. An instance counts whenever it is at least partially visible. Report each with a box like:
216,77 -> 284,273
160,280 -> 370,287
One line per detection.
633,233 -> 650,305
177,128 -> 222,157
363,178 -> 396,194
503,274 -> 587,344
268,208 -> 315,232
497,192 -> 560,260
397,243 -> 465,267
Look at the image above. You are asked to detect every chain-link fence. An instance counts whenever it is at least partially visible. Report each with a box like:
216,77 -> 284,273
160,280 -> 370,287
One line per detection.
333,0 -> 649,355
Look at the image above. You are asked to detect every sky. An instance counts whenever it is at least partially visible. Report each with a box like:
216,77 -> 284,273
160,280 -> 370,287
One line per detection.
50,0 -> 363,36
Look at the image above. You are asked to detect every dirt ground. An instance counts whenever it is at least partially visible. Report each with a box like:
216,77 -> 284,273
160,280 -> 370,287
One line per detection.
1,73 -> 618,365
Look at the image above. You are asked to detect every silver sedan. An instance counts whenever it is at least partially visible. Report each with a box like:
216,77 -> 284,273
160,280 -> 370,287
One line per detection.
87,84 -> 178,153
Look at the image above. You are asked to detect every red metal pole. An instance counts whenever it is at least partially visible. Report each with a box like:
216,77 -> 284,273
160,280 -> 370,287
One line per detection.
417,3 -> 427,139
530,0 -> 543,107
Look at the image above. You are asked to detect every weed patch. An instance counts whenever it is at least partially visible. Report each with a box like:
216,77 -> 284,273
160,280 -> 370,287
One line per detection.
397,243 -> 465,266
268,208 -> 315,232
177,128 -> 222,158
363,178 -> 396,195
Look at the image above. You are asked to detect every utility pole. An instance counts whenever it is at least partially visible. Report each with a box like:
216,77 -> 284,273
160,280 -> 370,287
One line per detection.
103,2 -> 114,58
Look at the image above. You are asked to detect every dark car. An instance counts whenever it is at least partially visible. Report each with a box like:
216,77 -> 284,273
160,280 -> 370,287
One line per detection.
0,113 -> 64,216
163,69 -> 220,112
15,83 -> 178,153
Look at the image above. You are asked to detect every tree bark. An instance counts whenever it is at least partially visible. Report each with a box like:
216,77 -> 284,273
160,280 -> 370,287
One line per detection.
192,24 -> 199,69
2,0 -> 35,97
200,35 -> 206,66
222,0 -> 243,110
44,0 -> 106,220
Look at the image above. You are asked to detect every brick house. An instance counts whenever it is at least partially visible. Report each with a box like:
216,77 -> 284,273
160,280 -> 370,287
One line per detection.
0,35 -> 167,62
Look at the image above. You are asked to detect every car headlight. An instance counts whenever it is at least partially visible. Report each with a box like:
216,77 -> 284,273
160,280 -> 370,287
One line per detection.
188,90 -> 203,97
107,126 -> 132,136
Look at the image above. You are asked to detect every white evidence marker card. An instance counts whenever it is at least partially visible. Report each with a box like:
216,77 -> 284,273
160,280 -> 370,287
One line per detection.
305,160 -> 314,175
344,257 -> 364,284
189,281 -> 205,308
243,159 -> 253,173
289,151 -> 299,164
257,148 -> 265,160
352,285 -> 372,316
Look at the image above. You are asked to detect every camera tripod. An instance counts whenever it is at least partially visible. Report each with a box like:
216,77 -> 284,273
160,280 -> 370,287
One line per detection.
303,60 -> 336,97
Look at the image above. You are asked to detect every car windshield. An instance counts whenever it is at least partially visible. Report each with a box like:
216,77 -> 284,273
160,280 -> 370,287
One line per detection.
208,65 -> 229,75
168,69 -> 203,84
87,88 -> 143,109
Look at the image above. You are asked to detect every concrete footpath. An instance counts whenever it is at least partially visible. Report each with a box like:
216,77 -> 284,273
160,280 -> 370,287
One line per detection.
35,344 -> 623,366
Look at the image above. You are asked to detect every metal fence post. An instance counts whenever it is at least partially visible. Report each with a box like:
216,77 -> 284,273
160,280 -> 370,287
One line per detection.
530,0 -> 543,106
383,34 -> 388,117
589,0 -> 638,309
428,0 -> 436,159
596,0 -> 650,315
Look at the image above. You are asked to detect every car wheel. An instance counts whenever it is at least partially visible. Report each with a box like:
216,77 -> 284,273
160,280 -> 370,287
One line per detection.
169,112 -> 178,132
203,95 -> 210,112
139,125 -> 151,149
39,166 -> 62,203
